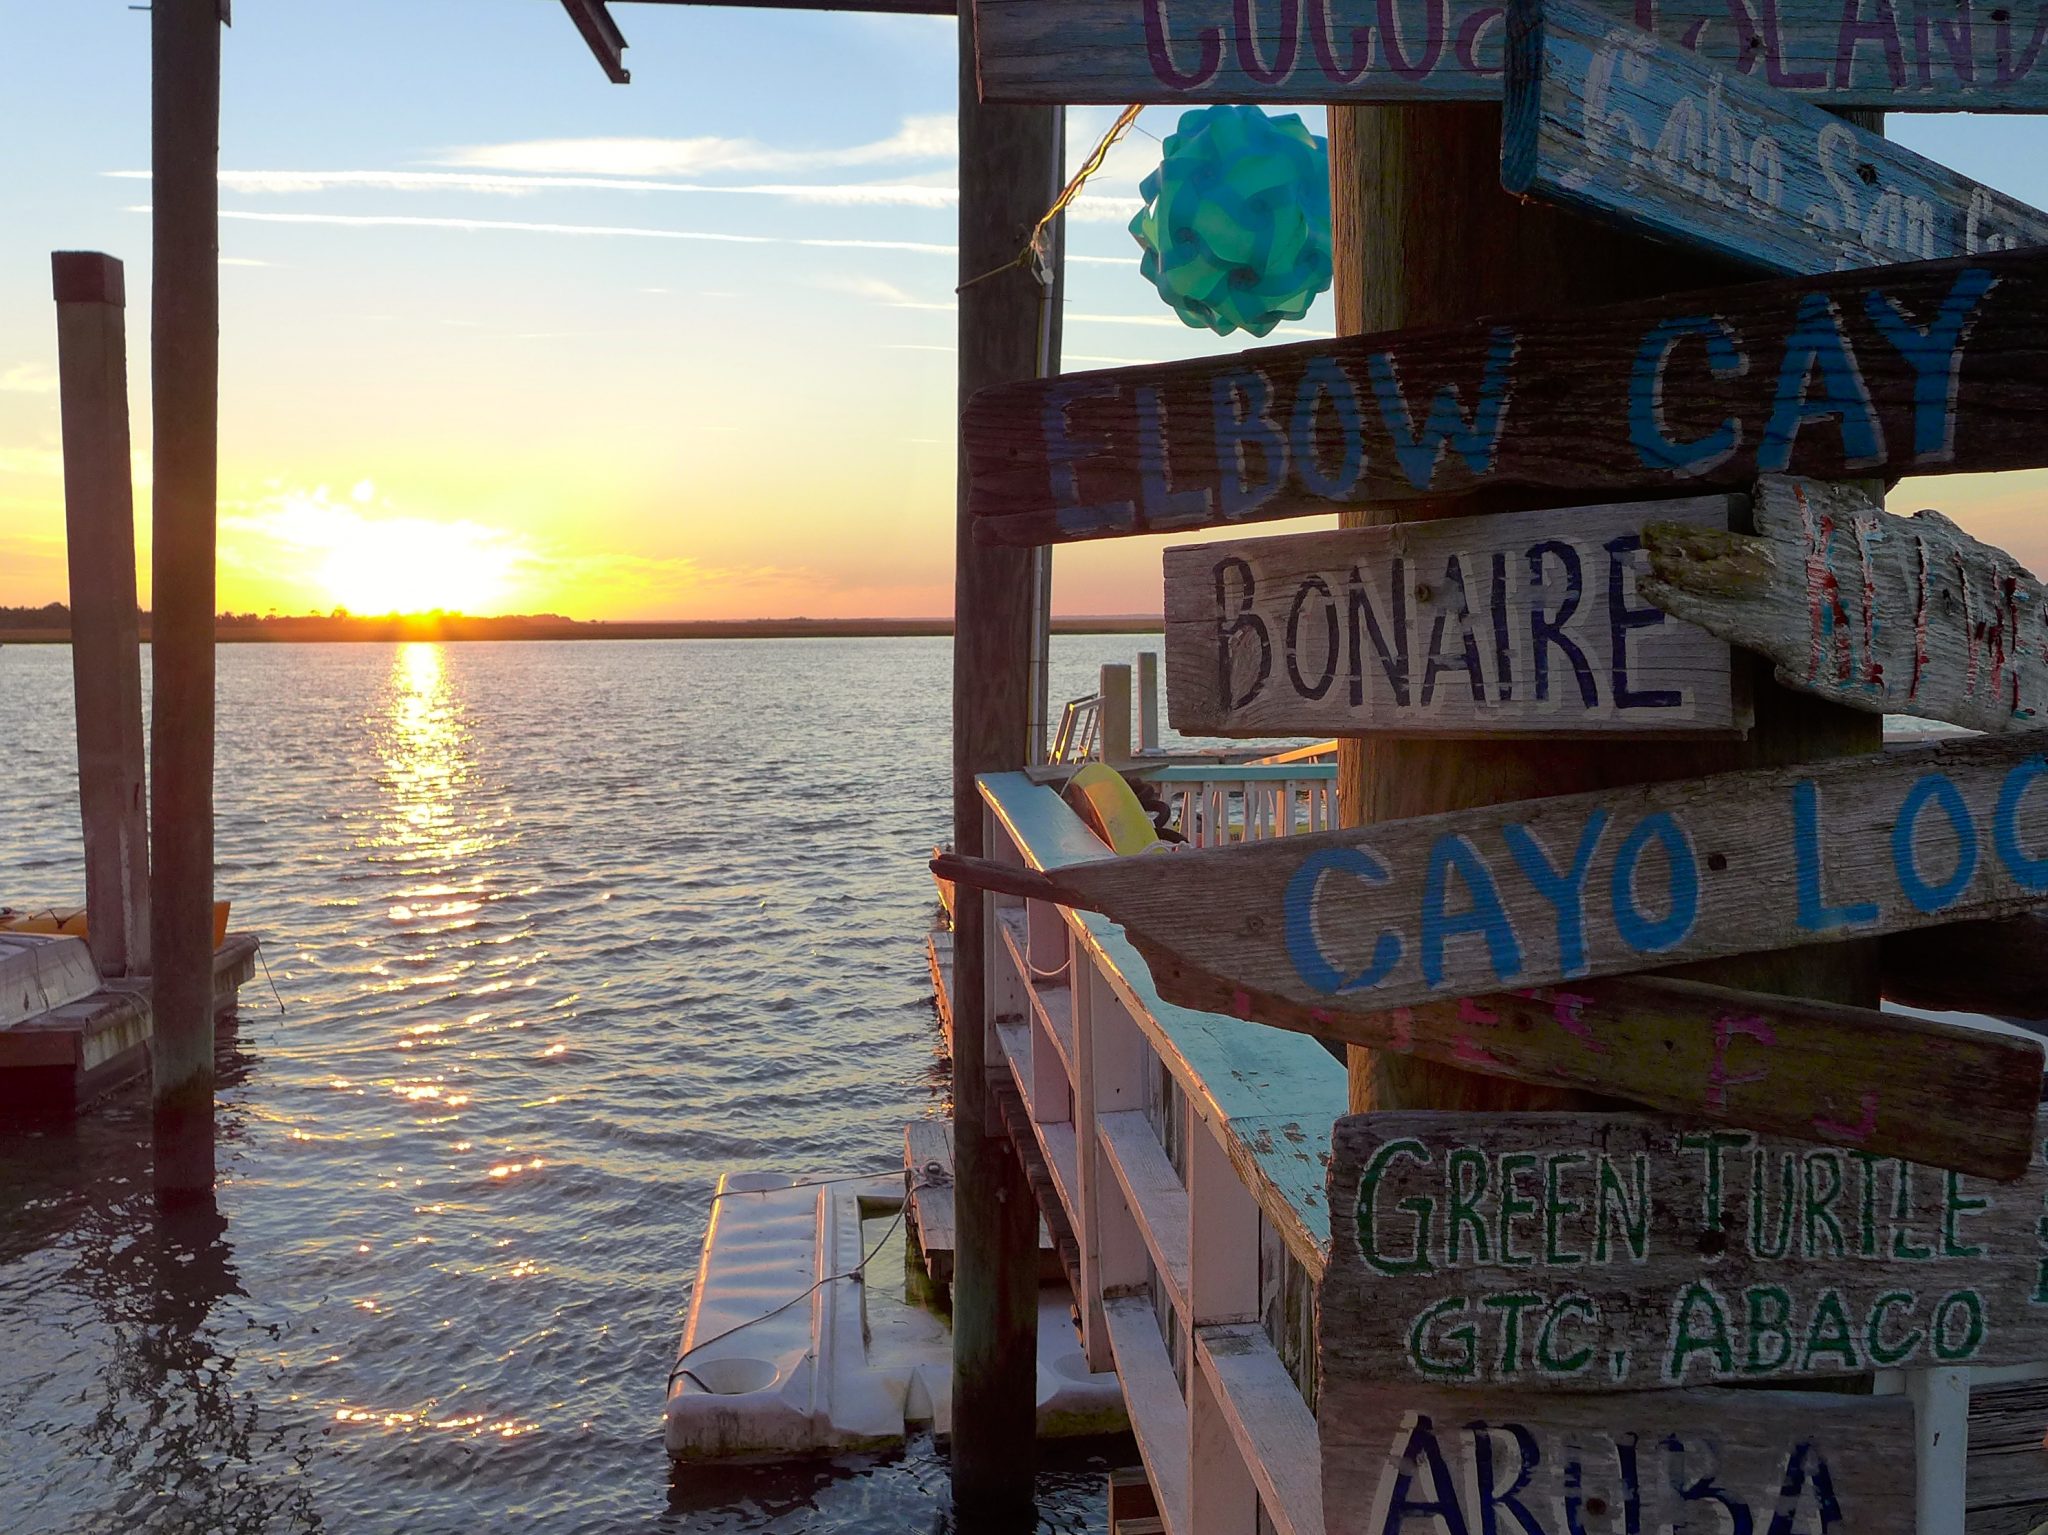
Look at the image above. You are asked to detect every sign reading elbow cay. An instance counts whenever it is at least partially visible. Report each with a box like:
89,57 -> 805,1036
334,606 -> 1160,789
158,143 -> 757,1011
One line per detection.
1162,496 -> 1744,738
962,248 -> 2048,548
972,0 -> 2048,111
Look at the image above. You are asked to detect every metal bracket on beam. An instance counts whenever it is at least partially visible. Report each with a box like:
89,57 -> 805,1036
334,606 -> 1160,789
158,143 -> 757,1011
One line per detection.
560,0 -> 630,83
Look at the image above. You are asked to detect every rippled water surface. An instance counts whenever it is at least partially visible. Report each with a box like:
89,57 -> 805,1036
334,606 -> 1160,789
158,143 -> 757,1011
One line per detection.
0,637 -> 1162,1534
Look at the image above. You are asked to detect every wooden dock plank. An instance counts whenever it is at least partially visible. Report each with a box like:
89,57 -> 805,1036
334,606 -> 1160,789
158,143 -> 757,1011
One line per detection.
1970,1378 -> 2048,1529
1098,1109 -> 1192,1313
1103,1294 -> 1190,1535
1194,1323 -> 1323,1535
904,1119 -> 957,1285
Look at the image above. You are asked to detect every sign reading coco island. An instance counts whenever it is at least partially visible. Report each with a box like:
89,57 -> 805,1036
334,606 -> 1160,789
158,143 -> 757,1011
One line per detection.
1162,495 -> 1744,738
964,248 -> 2048,547
973,0 -> 2048,110
1502,0 -> 2048,275
942,733 -> 2048,1018
1321,1110 -> 2048,1394
1319,1384 -> 1915,1535
1644,475 -> 2048,734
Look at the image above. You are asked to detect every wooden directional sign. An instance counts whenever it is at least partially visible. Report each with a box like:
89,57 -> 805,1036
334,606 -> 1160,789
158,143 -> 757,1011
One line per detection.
1503,0 -> 2048,275
974,0 -> 2048,111
965,248 -> 2048,547
1159,971 -> 2045,1179
1320,1383 -> 1916,1535
1163,496 -> 1745,739
1645,475 -> 2048,734
1322,1110 -> 2048,1392
935,733 -> 2048,1018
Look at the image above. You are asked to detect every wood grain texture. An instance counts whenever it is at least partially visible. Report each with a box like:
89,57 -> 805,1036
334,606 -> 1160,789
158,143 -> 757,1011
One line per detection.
1319,1380 -> 1915,1535
1017,732 -> 2048,1019
1883,911 -> 2048,1022
973,0 -> 2048,110
1156,970 -> 2045,1179
1644,474 -> 2048,734
1503,0 -> 2048,276
1322,1109 -> 2048,1390
965,248 -> 2048,546
1969,1377 -> 2048,1529
1163,496 -> 1743,738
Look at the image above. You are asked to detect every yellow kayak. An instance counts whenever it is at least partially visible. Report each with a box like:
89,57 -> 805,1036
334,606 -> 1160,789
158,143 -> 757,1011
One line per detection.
0,900 -> 231,948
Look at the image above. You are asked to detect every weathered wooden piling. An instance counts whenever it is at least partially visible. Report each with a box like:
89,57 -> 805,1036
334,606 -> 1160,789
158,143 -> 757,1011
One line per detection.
950,7 -> 1062,1515
1326,107 -> 1884,1096
52,252 -> 151,981
149,0 -> 224,1204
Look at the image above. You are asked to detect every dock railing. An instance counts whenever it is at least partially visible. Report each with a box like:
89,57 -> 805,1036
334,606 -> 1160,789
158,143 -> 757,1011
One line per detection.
1135,764 -> 1337,850
976,767 -> 1345,1535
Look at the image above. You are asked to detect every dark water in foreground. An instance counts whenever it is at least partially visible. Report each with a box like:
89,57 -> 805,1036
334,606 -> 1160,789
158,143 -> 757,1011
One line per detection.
0,638 -> 1164,1534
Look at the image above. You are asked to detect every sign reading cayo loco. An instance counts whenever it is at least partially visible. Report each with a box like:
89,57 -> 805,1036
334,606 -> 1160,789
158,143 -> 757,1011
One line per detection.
940,733 -> 2048,1017
1322,1110 -> 2048,1393
1502,0 -> 2048,275
964,248 -> 2048,547
974,0 -> 2048,111
1644,475 -> 2048,734
1162,496 -> 1744,738
1319,1384 -> 1915,1535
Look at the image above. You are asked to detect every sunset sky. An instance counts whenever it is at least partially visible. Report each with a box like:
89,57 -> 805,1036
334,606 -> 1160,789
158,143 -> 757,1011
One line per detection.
3,2 -> 2047,619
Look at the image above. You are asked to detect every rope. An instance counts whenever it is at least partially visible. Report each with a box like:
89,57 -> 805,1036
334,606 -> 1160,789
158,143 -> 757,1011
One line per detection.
957,104 -> 1144,294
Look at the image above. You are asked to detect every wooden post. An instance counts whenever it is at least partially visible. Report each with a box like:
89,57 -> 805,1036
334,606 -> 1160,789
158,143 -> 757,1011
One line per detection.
1098,663 -> 1133,766
150,0 -> 222,1205
1327,104 -> 1883,1118
952,9 -> 1060,1514
51,253 -> 150,980
1135,651 -> 1159,753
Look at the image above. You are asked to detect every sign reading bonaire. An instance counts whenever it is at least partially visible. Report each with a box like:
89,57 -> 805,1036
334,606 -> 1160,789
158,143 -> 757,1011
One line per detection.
1502,0 -> 2048,275
974,0 -> 2048,111
964,248 -> 2048,547
1320,1111 -> 2048,1395
972,733 -> 2048,1017
1645,475 -> 2048,735
1319,1384 -> 1915,1535
1162,497 -> 1743,738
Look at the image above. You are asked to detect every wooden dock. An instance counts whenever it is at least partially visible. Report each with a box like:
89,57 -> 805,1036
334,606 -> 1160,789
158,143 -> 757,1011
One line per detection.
0,932 -> 260,1116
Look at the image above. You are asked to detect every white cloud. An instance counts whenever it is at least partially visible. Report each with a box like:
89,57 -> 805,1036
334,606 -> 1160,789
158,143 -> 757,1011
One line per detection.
810,274 -> 951,311
0,364 -> 55,395
0,446 -> 63,478
110,166 -> 963,210
436,115 -> 956,178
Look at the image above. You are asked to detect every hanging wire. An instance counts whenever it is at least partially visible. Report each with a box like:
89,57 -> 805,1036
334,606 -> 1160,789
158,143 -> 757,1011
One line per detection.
957,104 -> 1144,295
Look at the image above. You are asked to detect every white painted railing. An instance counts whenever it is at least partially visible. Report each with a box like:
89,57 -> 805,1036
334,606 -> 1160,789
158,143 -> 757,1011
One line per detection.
979,769 -> 1343,1535
1139,764 -> 1337,850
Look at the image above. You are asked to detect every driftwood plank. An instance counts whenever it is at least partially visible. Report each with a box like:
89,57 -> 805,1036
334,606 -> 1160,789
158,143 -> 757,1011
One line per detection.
965,248 -> 2048,546
974,0 -> 2048,111
1162,496 -> 1744,739
1503,0 -> 2048,276
1157,970 -> 2044,1179
939,733 -> 2048,1019
1322,1109 -> 2048,1391
1970,1377 -> 2048,1527
1644,475 -> 2048,734
1883,911 -> 2048,1023
1319,1381 -> 1915,1535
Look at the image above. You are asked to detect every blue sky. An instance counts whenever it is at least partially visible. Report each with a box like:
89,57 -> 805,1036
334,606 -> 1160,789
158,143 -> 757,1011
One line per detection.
0,1 -> 2044,618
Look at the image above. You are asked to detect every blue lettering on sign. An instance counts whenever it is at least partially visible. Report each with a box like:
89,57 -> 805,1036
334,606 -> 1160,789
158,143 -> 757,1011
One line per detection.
1610,812 -> 1700,953
1606,533 -> 1681,710
1527,540 -> 1596,707
1627,315 -> 1745,477
1283,845 -> 1404,994
1757,293 -> 1886,474
1995,754 -> 2048,891
1137,385 -> 1215,528
1422,555 -> 1487,707
1368,328 -> 1518,491
1503,812 -> 1609,978
1864,267 -> 2000,465
1375,1415 -> 1470,1535
1892,773 -> 1980,913
1421,835 -> 1523,988
1290,355 -> 1366,499
1042,380 -> 1136,535
1212,371 -> 1288,520
1794,780 -> 1880,931
1471,1423 -> 1544,1535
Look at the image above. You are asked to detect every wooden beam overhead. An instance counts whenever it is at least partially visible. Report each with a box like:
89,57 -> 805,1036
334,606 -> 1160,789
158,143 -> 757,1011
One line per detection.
560,0 -> 630,82
611,0 -> 953,12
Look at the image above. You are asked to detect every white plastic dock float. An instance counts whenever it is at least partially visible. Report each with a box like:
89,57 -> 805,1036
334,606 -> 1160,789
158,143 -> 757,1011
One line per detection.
665,1168 -> 1125,1461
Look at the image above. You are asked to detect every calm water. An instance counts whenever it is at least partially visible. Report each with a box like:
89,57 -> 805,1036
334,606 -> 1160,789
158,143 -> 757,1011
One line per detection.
0,637 -> 1170,1535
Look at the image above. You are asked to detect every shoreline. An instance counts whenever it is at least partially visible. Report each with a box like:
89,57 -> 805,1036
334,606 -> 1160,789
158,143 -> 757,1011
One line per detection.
0,616 -> 1166,645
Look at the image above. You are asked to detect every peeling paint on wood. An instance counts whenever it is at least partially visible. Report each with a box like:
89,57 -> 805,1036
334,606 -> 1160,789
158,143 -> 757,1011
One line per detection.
965,248 -> 2048,547
1321,1109 -> 2048,1391
1502,0 -> 2048,275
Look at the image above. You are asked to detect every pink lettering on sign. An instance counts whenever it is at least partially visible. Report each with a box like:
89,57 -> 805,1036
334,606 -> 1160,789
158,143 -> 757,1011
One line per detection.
1707,1012 -> 1777,1109
1813,1090 -> 1882,1145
